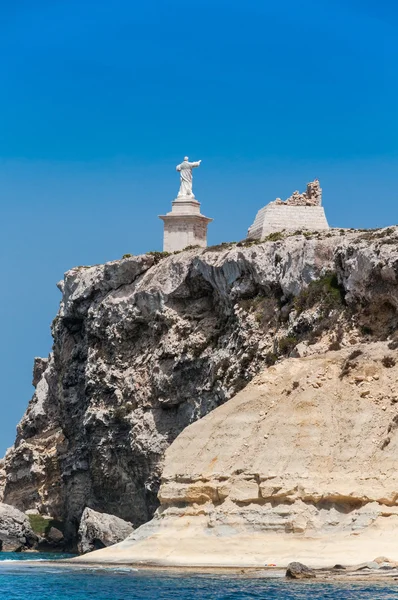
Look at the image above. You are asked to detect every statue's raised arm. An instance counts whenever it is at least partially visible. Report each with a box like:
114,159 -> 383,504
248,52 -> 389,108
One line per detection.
189,159 -> 201,168
176,156 -> 202,198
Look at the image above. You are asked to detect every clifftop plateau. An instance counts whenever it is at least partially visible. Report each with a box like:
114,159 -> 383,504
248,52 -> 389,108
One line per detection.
2,226 -> 398,548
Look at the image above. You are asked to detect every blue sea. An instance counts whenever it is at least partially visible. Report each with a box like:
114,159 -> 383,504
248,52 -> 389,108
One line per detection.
0,553 -> 397,599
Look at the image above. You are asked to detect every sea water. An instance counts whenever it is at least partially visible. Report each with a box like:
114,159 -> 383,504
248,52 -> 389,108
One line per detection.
0,553 -> 397,599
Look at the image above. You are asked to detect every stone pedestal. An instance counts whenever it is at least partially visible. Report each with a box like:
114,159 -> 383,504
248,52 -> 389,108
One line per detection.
159,196 -> 213,252
247,204 -> 329,240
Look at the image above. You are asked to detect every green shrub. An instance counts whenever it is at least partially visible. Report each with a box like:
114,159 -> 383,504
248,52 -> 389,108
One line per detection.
265,352 -> 278,366
237,238 -> 279,247
361,325 -> 373,336
147,251 -> 171,263
255,297 -> 279,328
382,355 -> 396,368
233,376 -> 249,392
236,239 -> 256,247
294,272 -> 345,315
278,336 -> 297,354
340,349 -> 363,378
380,227 -> 394,237
355,228 -> 396,242
263,232 -> 284,242
348,349 -> 363,361
329,340 -> 341,351
28,514 -> 64,536
238,295 -> 279,329
238,295 -> 264,312
205,242 -> 236,252
122,253 -> 133,259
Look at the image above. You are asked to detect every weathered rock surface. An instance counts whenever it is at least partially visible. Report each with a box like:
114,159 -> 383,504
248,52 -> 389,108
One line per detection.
0,503 -> 37,551
45,526 -> 64,544
75,342 -> 398,567
286,562 -> 315,579
32,357 -> 49,388
78,507 -> 134,554
3,226 -> 398,547
0,459 -> 5,500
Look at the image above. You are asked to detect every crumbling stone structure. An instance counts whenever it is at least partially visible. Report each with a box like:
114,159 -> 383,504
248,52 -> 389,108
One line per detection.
274,179 -> 322,207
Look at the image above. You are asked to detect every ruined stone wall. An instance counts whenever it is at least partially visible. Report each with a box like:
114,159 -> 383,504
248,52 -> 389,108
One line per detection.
247,204 -> 329,239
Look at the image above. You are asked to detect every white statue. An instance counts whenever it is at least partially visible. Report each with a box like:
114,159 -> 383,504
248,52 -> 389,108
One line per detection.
176,156 -> 201,198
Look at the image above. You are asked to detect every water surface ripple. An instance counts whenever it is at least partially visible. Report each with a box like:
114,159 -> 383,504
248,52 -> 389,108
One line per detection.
0,554 -> 397,599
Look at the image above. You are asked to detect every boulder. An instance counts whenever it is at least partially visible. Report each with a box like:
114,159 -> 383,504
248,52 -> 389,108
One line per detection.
0,503 -> 37,551
46,526 -> 64,544
78,507 -> 134,554
286,562 -> 316,579
36,524 -> 65,552
374,556 -> 396,566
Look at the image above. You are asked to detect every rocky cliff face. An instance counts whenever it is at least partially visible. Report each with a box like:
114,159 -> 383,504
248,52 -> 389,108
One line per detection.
76,342 -> 398,567
2,227 -> 398,547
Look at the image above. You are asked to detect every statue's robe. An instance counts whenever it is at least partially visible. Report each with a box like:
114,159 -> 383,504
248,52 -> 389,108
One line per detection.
176,160 -> 200,197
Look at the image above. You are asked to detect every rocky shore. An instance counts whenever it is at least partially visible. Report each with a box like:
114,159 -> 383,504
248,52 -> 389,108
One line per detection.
19,559 -> 398,583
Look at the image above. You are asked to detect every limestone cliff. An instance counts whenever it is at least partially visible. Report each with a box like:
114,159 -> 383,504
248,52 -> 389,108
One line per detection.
2,226 -> 398,547
76,342 -> 398,567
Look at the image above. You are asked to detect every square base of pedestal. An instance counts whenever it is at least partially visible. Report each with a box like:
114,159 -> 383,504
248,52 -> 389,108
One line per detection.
159,215 -> 211,252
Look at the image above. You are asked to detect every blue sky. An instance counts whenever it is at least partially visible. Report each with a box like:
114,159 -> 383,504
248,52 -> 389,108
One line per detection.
0,0 -> 397,455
